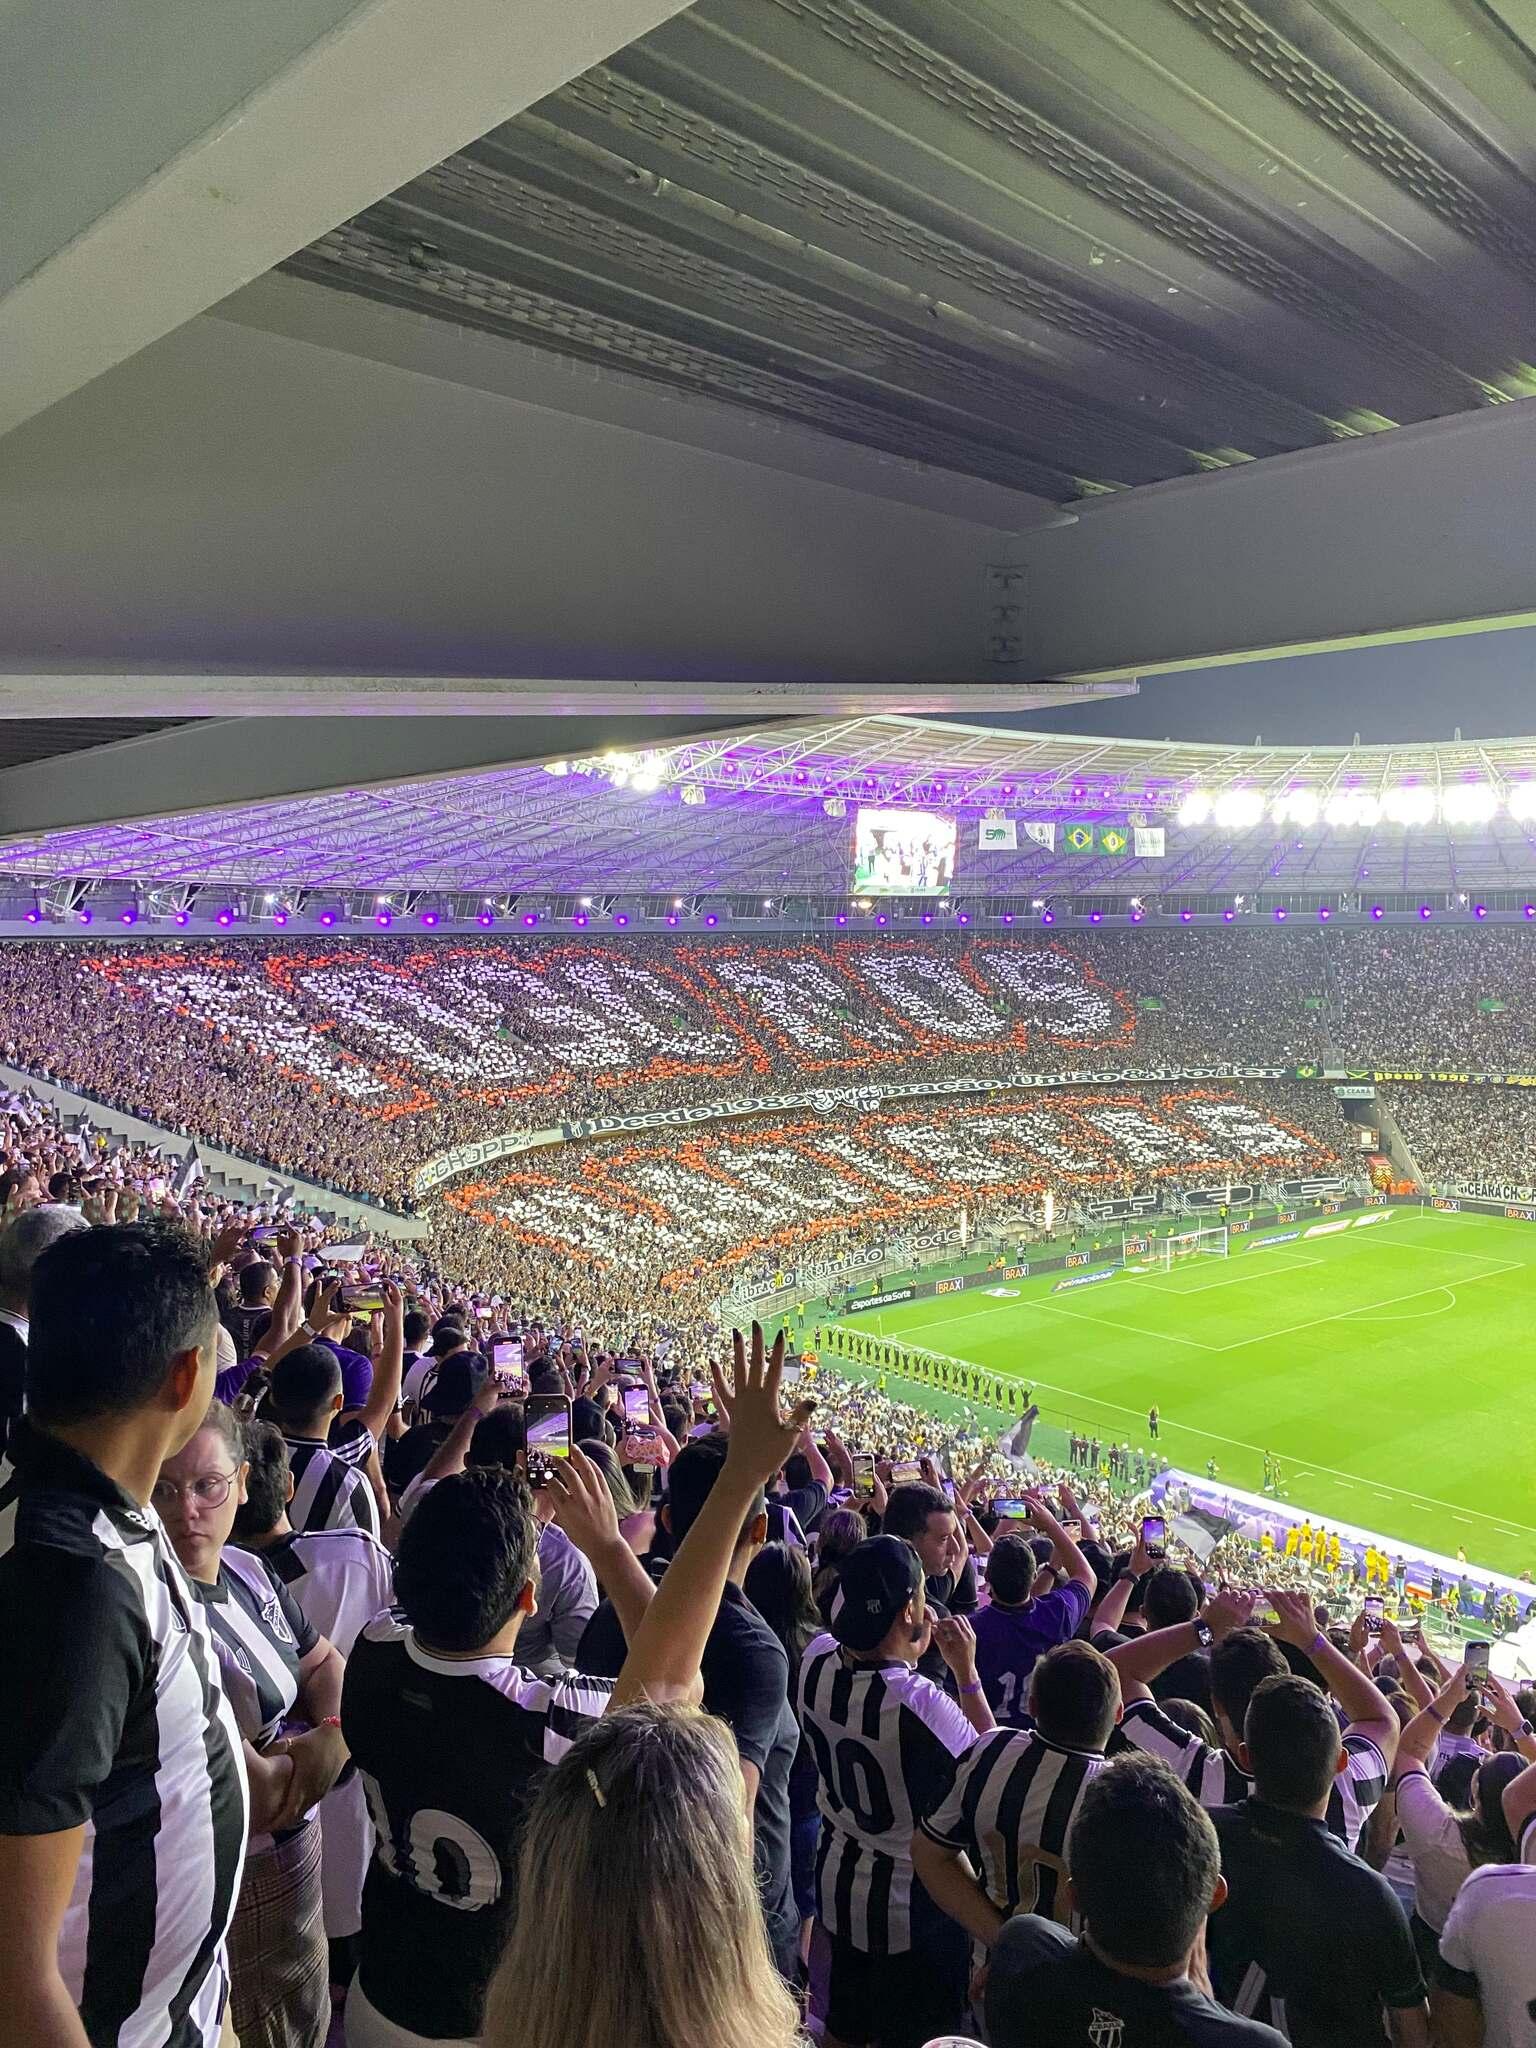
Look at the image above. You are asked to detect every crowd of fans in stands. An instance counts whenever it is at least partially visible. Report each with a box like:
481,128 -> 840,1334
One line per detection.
8,1201 -> 1536,2048
1386,1086 -> 1536,1190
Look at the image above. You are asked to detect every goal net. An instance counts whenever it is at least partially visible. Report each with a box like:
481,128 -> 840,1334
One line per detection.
1125,1225 -> 1229,1271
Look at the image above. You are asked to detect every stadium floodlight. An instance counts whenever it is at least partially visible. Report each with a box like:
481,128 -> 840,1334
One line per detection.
1474,903 -> 1488,919
1274,907 -> 1287,921
1419,904 -> 1433,919
1380,785 -> 1435,827
1213,790 -> 1265,831
1271,789 -> 1319,828
1222,909 -> 1235,922
1526,905 -> 1536,919
1177,790 -> 1212,827
1441,782 -> 1497,826
1506,782 -> 1536,822
1318,906 -> 1331,921
1324,790 -> 1380,829
1370,905 -> 1384,919
1041,909 -> 1056,925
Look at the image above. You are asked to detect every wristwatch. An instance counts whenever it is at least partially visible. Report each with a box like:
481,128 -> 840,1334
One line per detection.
1520,1719 -> 1533,1738
1192,1620 -> 1215,1648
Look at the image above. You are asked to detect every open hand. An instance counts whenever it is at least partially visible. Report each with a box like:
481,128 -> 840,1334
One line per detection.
544,1443 -> 624,1561
711,1324 -> 816,1491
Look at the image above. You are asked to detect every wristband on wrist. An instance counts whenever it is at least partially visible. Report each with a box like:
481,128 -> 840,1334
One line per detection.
1309,1632 -> 1328,1658
1426,1702 -> 1448,1723
319,1716 -> 344,1734
959,1679 -> 984,1697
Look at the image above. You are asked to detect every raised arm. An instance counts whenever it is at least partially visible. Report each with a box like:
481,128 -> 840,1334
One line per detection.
1269,1590 -> 1399,1765
796,1425 -> 833,1491
1026,1492 -> 1093,1595
1107,1587 -> 1257,1702
610,1324 -> 814,1709
354,1279 -> 406,1443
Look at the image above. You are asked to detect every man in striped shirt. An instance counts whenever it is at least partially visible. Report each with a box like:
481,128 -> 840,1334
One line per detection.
795,1534 -> 996,2048
269,1344 -> 383,1538
1106,1587 -> 1396,1853
0,1222 -> 295,2048
914,1640 -> 1120,1950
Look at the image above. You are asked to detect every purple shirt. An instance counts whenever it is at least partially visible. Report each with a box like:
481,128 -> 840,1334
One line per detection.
972,1582 -> 1091,1726
318,1338 -> 373,1410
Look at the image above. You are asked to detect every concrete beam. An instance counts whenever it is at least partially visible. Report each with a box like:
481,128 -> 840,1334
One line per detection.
0,0 -> 697,438
1023,400 -> 1536,681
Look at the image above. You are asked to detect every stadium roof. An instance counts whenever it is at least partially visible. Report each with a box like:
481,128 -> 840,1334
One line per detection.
4,0 -> 1536,706
4,714 -> 1536,900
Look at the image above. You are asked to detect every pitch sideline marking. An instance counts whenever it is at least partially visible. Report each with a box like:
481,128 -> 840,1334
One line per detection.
1209,1261 -> 1523,1353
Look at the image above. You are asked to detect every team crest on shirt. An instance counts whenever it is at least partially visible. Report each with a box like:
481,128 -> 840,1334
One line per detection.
260,1593 -> 296,1646
1087,2013 -> 1124,2048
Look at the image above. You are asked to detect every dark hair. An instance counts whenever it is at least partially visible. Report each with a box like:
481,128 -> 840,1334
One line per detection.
783,1452 -> 813,1492
1209,1627 -> 1287,1735
1243,1675 -> 1341,1809
1159,1697 -> 1219,1746
429,1321 -> 468,1358
467,1406 -> 525,1471
1067,1756 -> 1220,1968
1031,1641 -> 1120,1750
233,1419 -> 291,1538
1144,1567 -> 1201,1630
1447,1691 -> 1481,1736
238,1261 -> 276,1306
743,1542 -> 820,1670
1459,1751 -> 1523,1869
27,1222 -> 217,1427
666,1436 -> 765,1550
578,1437 -> 640,1521
985,1533 -> 1040,1605
404,1309 -> 431,1348
394,1467 -> 539,1652
267,1343 -> 343,1428
812,1507 -> 866,1619
882,1483 -> 950,1542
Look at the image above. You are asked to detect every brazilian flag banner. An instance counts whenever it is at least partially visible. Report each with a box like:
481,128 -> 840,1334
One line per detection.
1064,822 -> 1129,855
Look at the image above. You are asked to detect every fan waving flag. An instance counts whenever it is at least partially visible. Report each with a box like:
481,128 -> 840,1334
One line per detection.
173,1144 -> 205,1200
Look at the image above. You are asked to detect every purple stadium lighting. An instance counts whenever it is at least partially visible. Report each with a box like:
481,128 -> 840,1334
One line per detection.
119,908 -> 137,925
1419,905 -> 1432,919
375,911 -> 392,929
318,909 -> 337,927
217,909 -> 234,927
174,910 -> 190,926
1370,905 -> 1384,920
956,912 -> 970,925
1474,903 -> 1488,919
921,912 -> 934,925
573,912 -> 589,928
77,908 -> 93,925
420,910 -> 439,928
614,913 -> 629,927
704,913 -> 719,927
1318,906 -> 1330,922
835,913 -> 848,927
1041,909 -> 1055,926
477,910 -> 494,928
1274,907 -> 1287,922
23,909 -> 40,925
1089,911 -> 1102,924
1130,909 -> 1144,924
1222,909 -> 1235,922
273,909 -> 289,928
1526,905 -> 1536,920
522,913 -> 538,929
1180,910 -> 1192,923
1001,913 -> 1014,925
875,913 -> 888,926
666,913 -> 680,927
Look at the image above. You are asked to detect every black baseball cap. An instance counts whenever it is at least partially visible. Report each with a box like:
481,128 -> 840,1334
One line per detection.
831,1536 -> 923,1652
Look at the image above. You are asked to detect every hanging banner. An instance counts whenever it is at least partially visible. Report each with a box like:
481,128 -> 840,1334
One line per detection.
1134,826 -> 1166,859
1022,820 -> 1056,851
978,818 -> 1017,851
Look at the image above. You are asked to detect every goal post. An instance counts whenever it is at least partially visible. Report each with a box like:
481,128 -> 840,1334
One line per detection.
1124,1224 -> 1229,1271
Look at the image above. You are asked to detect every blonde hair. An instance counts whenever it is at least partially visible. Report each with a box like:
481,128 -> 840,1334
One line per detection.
484,1704 -> 803,2048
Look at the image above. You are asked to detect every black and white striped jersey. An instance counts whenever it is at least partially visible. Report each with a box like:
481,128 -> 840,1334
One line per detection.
920,1727 -> 1107,1923
0,1420 -> 248,2048
342,1611 -> 617,2039
283,1429 -> 380,1539
191,1546 -> 317,1749
1119,1698 -> 1387,1852
795,1631 -> 978,1955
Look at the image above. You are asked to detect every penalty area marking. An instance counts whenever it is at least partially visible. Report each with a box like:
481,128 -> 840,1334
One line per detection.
1342,1287 -> 1458,1323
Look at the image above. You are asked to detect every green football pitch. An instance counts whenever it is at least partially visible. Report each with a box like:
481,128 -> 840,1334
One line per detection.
834,1209 -> 1536,1577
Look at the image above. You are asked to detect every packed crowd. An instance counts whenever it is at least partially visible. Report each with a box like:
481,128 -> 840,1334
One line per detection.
10,1203 -> 1536,2048
1385,1086 -> 1536,1191
437,1083 -> 1352,1303
0,931 -> 1354,1204
1328,928 -> 1536,1071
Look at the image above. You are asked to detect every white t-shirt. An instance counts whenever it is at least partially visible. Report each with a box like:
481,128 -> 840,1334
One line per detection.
1394,1767 -> 1471,1934
1439,1859 -> 1536,2048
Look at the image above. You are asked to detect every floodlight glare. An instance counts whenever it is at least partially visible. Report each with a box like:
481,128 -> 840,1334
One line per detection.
1324,791 -> 1380,829
1177,791 -> 1212,828
1441,783 -> 1497,827
1214,790 -> 1265,831
1506,783 -> 1536,822
1270,790 -> 1319,828
1380,785 -> 1435,828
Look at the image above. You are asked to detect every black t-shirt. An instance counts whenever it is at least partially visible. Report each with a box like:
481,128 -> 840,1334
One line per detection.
384,1418 -> 452,1495
782,1478 -> 829,1535
987,1917 -> 1288,2047
341,1612 -> 615,2039
578,1578 -> 800,1971
1207,1798 -> 1426,2047
1151,1648 -> 1214,1715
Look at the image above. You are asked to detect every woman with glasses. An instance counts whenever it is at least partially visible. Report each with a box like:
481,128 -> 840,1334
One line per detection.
156,1400 -> 350,2048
